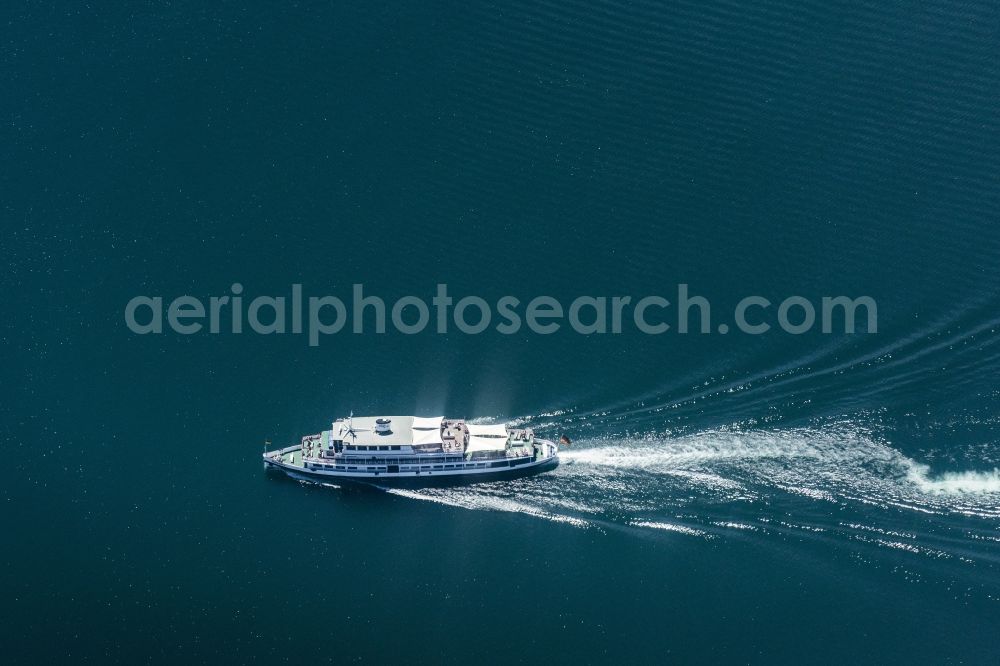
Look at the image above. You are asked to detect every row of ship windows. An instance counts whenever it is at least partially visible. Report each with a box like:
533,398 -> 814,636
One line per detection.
309,458 -> 532,472
339,457 -> 463,464
343,445 -> 402,451
311,463 -> 490,471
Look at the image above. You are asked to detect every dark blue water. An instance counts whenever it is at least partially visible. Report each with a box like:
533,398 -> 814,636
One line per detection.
4,1 -> 1000,663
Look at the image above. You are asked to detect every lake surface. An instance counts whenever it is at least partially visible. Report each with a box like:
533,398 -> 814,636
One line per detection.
4,1 -> 1000,663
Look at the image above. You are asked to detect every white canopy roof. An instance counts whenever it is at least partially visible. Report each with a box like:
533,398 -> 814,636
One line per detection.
411,416 -> 444,430
466,423 -> 509,438
466,423 -> 509,453
466,436 -> 508,453
410,415 -> 444,446
411,427 -> 443,446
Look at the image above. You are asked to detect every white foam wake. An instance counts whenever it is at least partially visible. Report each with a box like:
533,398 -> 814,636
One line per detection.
905,464 -> 1000,494
562,426 -> 1000,501
381,422 -> 1000,543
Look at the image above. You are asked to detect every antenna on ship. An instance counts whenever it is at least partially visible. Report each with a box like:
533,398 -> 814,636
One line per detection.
342,411 -> 357,441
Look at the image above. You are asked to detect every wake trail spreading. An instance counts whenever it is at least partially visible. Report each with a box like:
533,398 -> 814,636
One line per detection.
381,422 -> 1000,567
905,464 -> 1000,494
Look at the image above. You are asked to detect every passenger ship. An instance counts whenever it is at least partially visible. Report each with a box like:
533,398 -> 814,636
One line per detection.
263,415 -> 559,486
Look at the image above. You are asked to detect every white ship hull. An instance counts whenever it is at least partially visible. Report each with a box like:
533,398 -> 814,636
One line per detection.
264,438 -> 559,487
263,415 -> 560,487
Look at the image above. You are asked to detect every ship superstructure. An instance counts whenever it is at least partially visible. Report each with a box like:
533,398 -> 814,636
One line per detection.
263,415 -> 558,485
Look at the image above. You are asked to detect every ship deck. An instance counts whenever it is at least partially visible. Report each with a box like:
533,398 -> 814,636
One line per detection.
266,445 -> 539,469
261,417 -> 556,485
